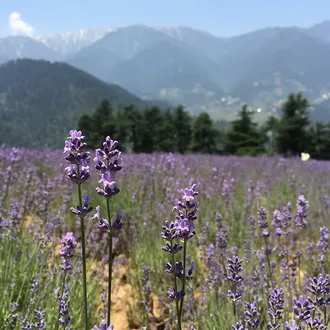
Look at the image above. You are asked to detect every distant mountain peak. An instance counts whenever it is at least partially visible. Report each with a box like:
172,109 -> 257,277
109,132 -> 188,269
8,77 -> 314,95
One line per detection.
35,26 -> 118,55
0,35 -> 62,62
306,20 -> 330,43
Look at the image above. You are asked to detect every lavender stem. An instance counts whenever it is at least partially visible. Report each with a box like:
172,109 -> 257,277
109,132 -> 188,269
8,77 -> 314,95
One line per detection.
77,180 -> 88,330
178,239 -> 187,327
54,273 -> 67,330
106,197 -> 113,327
170,241 -> 181,330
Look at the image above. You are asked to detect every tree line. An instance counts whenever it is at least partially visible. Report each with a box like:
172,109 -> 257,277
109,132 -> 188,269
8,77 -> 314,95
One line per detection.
78,93 -> 330,159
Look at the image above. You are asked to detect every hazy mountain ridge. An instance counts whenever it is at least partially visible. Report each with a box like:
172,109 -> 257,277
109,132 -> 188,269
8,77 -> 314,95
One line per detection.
0,59 -> 150,148
2,21 -> 330,119
35,27 -> 118,55
0,35 -> 63,63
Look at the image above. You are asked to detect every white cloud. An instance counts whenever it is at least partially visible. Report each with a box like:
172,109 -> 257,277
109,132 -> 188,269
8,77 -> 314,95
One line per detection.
8,12 -> 35,37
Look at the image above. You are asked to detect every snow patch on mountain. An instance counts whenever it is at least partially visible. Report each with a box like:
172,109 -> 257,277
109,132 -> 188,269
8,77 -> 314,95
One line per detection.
36,26 -> 118,55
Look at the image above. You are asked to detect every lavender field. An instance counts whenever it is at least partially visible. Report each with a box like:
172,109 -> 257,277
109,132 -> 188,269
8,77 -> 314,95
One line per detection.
1,131 -> 330,330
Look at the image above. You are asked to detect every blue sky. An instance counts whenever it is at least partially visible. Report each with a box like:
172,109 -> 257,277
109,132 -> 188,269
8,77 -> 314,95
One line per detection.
1,0 -> 330,37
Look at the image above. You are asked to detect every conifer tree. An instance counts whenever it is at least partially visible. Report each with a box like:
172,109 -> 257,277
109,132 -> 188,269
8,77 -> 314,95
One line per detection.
154,108 -> 175,152
224,105 -> 265,155
190,112 -> 217,154
276,93 -> 310,156
172,105 -> 192,154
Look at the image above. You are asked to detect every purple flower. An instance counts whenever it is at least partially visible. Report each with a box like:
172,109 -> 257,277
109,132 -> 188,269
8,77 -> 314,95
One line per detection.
60,232 -> 77,271
305,317 -> 327,329
165,261 -> 184,279
293,295 -> 314,321
257,207 -> 269,237
64,130 -> 90,184
94,136 -> 123,198
244,301 -> 260,328
6,302 -> 19,328
268,288 -> 284,329
21,308 -> 46,330
227,256 -> 244,283
172,185 -> 199,240
141,265 -> 153,320
8,201 -> 22,229
180,184 -> 198,202
167,288 -> 185,301
93,205 -> 125,231
227,256 -> 244,305
55,284 -> 72,328
162,241 -> 183,254
232,321 -> 247,330
112,206 -> 125,231
92,320 -> 114,330
70,193 -> 93,217
186,262 -> 195,281
317,227 -> 329,254
161,221 -> 179,241
285,320 -> 301,330
306,275 -> 330,306
294,195 -> 309,228
272,209 -> 284,236
93,206 -> 110,230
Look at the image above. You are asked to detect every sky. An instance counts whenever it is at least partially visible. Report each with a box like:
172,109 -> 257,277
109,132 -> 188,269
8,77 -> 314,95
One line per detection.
1,0 -> 330,38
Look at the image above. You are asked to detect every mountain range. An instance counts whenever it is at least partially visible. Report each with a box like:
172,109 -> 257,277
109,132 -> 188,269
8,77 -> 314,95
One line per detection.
0,59 -> 153,148
1,21 -> 330,120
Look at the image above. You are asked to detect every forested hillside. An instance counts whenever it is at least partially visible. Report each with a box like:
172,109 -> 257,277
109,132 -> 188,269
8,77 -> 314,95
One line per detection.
0,59 -> 149,148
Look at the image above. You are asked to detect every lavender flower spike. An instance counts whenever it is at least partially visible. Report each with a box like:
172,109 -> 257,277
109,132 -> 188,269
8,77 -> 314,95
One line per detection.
92,320 -> 114,330
295,195 -> 309,228
64,129 -> 91,330
60,232 -> 77,271
93,206 -> 110,230
64,130 -> 90,184
163,184 -> 199,330
94,136 -> 123,198
94,136 -> 124,328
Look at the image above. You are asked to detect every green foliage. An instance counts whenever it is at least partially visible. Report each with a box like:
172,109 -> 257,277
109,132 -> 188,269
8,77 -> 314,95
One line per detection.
81,93 -> 330,159
309,122 -> 330,160
275,93 -> 311,156
172,105 -> 193,154
224,105 -> 266,155
189,112 -> 218,154
154,109 -> 175,152
81,102 -> 195,154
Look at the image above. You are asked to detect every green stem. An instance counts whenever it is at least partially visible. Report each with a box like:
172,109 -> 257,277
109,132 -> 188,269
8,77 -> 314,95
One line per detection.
77,181 -> 88,330
178,239 -> 187,328
233,301 -> 237,320
106,197 -> 113,327
286,254 -> 293,317
264,238 -> 273,288
297,255 -> 301,291
55,273 -> 67,330
171,241 -> 181,330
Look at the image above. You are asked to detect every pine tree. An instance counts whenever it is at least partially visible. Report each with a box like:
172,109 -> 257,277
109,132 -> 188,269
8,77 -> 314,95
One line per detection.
224,105 -> 265,155
119,104 -> 144,153
154,109 -> 175,152
276,93 -> 311,156
310,122 -> 330,160
140,106 -> 163,153
262,115 -> 280,155
78,114 -> 92,142
190,112 -> 217,154
172,105 -> 192,153
89,99 -> 117,148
